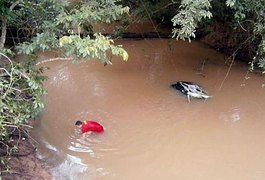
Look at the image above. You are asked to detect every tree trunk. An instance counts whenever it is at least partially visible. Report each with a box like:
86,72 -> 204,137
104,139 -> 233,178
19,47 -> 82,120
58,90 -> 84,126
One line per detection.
0,16 -> 7,50
0,0 -> 21,50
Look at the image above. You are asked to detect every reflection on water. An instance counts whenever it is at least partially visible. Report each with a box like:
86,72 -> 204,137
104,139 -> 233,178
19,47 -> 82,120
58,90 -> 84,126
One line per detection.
52,154 -> 88,180
32,39 -> 265,180
68,133 -> 105,156
219,107 -> 241,123
50,65 -> 71,86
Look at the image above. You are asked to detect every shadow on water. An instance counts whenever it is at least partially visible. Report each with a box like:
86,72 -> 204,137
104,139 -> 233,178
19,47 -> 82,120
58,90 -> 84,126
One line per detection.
32,39 -> 265,180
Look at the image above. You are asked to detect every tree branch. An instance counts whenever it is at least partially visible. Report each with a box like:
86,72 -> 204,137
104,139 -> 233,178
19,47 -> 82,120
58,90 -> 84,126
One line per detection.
10,0 -> 21,11
153,2 -> 177,14
36,57 -> 74,66
0,0 -> 21,49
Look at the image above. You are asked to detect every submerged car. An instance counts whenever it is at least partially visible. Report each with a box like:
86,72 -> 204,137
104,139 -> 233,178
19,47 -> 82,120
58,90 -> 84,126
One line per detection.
171,81 -> 212,102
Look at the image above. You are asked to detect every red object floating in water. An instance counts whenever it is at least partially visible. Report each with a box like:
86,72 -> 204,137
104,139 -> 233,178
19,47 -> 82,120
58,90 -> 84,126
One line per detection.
81,121 -> 104,133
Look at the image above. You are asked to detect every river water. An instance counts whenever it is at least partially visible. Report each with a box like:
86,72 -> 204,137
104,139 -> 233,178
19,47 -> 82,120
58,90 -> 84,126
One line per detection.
32,39 -> 265,180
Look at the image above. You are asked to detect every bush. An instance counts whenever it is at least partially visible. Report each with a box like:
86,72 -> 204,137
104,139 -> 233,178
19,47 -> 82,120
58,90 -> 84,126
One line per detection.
0,53 -> 46,164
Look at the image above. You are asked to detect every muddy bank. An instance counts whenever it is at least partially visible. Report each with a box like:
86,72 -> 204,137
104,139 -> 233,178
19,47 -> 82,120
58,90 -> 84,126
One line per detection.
0,138 -> 51,180
0,120 -> 52,180
198,21 -> 258,63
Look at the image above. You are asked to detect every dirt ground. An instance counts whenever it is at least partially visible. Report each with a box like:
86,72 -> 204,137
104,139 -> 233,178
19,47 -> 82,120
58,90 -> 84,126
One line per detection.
0,118 -> 52,179
0,137 -> 52,180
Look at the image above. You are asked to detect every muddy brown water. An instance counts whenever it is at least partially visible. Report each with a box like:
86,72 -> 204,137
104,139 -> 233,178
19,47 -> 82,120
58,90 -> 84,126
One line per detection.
32,39 -> 265,180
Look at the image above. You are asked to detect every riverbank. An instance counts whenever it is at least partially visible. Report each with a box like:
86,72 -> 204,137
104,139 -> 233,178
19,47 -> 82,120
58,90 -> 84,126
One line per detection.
1,137 -> 52,180
0,119 -> 52,180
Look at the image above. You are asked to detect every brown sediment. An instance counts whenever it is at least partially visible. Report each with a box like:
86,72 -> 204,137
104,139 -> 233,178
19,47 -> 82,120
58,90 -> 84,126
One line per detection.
0,120 -> 52,180
0,138 -> 52,180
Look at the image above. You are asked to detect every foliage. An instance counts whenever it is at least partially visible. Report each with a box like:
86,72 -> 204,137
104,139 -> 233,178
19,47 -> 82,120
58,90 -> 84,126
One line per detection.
0,0 -> 64,47
58,34 -> 128,63
171,0 -> 212,41
123,0 -> 265,72
121,0 -> 181,26
0,48 -> 15,57
222,0 -> 265,72
0,53 -> 46,164
170,0 -> 265,72
12,0 -> 129,65
56,1 -> 129,27
1,0 -> 129,64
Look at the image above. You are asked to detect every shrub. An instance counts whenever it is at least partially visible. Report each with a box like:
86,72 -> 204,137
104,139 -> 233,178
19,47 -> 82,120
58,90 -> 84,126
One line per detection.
0,53 -> 46,165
